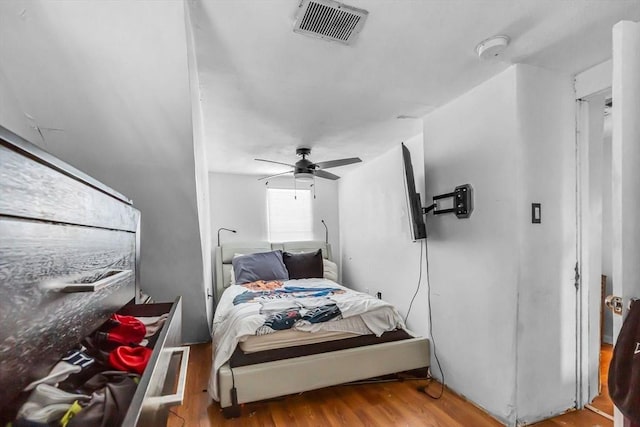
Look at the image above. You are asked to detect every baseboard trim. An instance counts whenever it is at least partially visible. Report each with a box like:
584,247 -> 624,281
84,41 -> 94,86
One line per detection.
585,404 -> 614,421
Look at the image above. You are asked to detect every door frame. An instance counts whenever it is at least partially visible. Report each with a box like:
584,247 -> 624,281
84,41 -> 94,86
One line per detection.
577,22 -> 640,427
574,59 -> 611,410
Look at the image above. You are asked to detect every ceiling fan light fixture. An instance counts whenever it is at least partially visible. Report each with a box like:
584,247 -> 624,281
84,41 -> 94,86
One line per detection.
294,171 -> 315,183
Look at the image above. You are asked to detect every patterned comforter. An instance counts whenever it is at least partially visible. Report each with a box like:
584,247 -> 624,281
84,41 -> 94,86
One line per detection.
208,278 -> 405,401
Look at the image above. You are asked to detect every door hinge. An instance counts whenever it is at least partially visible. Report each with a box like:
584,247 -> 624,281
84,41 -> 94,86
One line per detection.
574,262 -> 580,290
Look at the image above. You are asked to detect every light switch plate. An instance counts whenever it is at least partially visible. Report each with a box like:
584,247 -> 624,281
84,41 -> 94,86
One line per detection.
532,203 -> 541,224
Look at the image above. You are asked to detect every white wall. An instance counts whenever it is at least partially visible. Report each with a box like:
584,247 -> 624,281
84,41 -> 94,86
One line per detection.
208,172 -> 340,274
420,64 -> 576,425
423,68 -> 520,424
185,1 -> 214,332
611,18 -> 640,345
0,1 -> 210,343
338,133 -> 429,339
514,65 -> 576,423
210,174 -> 270,244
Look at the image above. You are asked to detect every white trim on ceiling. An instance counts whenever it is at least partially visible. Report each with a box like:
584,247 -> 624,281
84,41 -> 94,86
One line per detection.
575,60 -> 612,99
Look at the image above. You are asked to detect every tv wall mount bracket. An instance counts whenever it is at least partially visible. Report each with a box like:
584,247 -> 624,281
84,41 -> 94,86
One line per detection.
423,184 -> 473,219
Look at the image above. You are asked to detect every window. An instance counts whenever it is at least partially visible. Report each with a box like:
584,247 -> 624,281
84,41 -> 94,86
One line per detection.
267,188 -> 313,242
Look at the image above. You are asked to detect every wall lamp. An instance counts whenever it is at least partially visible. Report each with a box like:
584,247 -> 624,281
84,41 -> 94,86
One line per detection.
217,227 -> 237,246
321,219 -> 328,244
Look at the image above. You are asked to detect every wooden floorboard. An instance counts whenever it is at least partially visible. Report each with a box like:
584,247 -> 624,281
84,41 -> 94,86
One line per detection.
167,343 -> 613,427
589,343 -> 614,416
530,409 -> 612,427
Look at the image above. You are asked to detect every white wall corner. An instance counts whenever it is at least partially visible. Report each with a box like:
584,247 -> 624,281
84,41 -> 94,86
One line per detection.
185,0 -> 214,336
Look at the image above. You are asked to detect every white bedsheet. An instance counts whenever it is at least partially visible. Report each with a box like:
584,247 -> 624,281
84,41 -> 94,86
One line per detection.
208,278 -> 405,401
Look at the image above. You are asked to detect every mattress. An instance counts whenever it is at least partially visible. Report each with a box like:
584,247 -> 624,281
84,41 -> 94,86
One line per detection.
238,329 -> 361,353
238,313 -> 374,353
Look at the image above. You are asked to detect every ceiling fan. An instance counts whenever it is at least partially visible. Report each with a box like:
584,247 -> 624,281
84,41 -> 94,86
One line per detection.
256,148 -> 362,181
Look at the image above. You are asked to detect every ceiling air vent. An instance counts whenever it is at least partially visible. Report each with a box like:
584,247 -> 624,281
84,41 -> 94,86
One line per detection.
294,0 -> 368,45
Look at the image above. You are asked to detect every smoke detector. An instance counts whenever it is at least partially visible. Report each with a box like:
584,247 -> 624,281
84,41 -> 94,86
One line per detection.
294,0 -> 368,45
475,35 -> 510,60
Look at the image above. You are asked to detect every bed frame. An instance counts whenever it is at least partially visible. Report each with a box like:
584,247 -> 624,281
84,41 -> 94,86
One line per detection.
213,241 -> 431,417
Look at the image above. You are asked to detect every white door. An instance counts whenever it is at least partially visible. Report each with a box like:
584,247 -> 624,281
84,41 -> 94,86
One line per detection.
610,19 -> 640,427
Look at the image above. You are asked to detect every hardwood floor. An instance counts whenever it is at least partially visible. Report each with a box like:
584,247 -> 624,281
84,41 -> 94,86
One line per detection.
589,343 -> 614,416
530,410 -> 612,427
167,343 -> 612,427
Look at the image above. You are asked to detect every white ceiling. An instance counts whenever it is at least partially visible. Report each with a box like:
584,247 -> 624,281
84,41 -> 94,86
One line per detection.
189,0 -> 640,177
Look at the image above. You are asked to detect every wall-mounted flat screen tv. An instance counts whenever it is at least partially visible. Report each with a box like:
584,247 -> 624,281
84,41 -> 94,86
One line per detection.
401,143 -> 427,240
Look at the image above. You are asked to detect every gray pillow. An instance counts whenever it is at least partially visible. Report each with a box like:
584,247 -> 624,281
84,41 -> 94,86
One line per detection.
232,250 -> 289,284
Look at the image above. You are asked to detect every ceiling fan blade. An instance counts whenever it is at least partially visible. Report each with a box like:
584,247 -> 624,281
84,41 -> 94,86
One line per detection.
258,171 -> 293,181
314,157 -> 362,169
314,169 -> 340,180
255,158 -> 296,168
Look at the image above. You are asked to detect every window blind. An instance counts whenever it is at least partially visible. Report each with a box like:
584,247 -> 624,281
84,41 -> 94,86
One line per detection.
267,188 -> 313,242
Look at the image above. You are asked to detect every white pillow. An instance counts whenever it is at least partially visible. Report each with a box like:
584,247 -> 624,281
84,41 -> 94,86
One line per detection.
229,265 -> 235,286
323,259 -> 338,282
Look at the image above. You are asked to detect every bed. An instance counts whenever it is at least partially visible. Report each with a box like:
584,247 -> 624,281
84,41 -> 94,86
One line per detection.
209,240 -> 430,417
